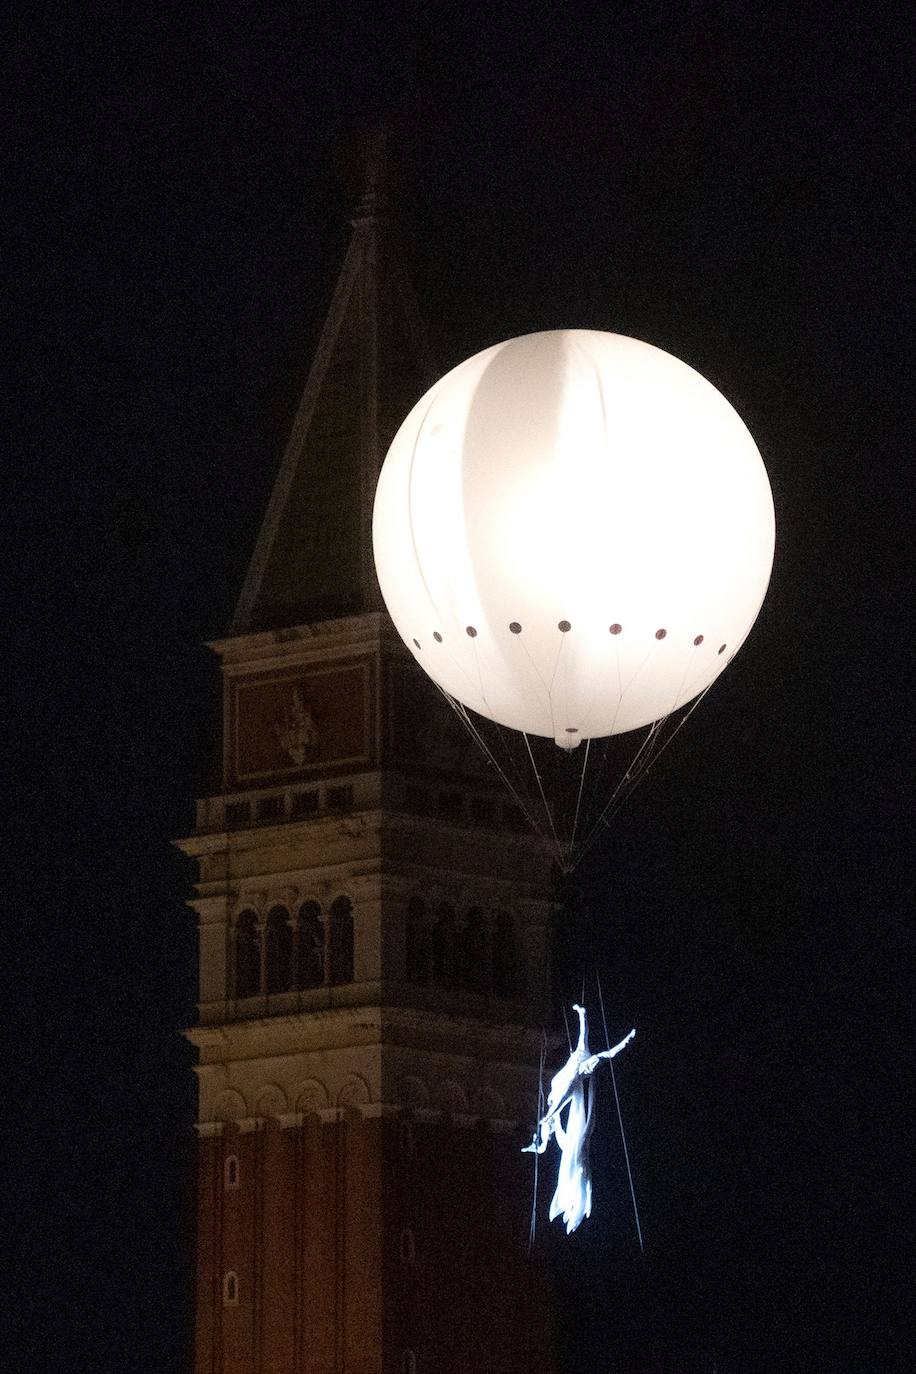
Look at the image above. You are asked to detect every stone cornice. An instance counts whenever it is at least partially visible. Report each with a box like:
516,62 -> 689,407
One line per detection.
186,999 -> 541,1067
207,612 -> 404,670
173,811 -> 384,862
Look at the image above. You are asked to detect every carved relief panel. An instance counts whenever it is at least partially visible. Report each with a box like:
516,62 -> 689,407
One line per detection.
224,657 -> 376,787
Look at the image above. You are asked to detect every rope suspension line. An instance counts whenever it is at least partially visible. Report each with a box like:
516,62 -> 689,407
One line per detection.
596,969 -> 644,1254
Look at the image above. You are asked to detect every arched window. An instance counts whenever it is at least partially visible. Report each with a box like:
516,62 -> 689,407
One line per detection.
265,906 -> 292,995
492,910 -> 516,998
296,900 -> 324,988
461,906 -> 486,992
223,1154 -> 239,1190
234,910 -> 261,999
328,896 -> 354,985
431,903 -> 455,986
399,1119 -> 414,1159
405,898 -> 428,985
223,1271 -> 239,1306
401,1352 -> 417,1374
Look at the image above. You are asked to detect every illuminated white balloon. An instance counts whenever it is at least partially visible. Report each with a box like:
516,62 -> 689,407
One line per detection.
373,330 -> 774,747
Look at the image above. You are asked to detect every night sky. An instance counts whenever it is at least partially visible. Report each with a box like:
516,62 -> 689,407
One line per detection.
7,3 -> 911,1372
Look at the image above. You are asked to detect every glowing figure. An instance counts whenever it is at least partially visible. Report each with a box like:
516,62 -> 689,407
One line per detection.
523,1004 -> 635,1233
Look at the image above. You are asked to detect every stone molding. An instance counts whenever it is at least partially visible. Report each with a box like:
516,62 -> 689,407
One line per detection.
208,612 -> 397,668
195,1031 -> 537,1132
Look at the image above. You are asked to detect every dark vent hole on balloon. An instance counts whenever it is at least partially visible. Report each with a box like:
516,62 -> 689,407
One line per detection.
466,626 -> 478,638
558,620 -> 572,633
655,628 -> 667,640
694,634 -> 704,646
412,638 -> 421,650
509,622 -> 522,635
718,643 -> 727,654
433,631 -> 443,643
565,727 -> 579,734
609,623 -> 622,635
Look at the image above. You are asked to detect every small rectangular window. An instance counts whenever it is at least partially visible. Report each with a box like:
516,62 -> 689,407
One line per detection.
292,789 -> 319,815
257,795 -> 285,821
326,785 -> 354,811
225,800 -> 251,827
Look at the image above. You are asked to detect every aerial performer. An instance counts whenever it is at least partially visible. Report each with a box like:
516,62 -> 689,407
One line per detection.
523,1004 -> 635,1234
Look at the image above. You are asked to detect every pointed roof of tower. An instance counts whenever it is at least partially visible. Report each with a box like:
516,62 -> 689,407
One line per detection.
232,129 -> 436,635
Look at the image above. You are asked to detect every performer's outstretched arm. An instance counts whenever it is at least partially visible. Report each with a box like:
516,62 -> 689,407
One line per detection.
580,1027 -> 635,1077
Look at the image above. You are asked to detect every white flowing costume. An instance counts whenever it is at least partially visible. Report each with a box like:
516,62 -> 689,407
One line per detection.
523,1004 -> 635,1234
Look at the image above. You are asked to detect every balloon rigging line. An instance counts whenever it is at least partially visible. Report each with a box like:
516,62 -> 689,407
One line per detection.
428,633 -> 490,701
517,632 -> 560,717
596,969 -> 644,1254
616,639 -> 660,709
465,643 -> 566,869
468,635 -> 498,732
569,735 -> 592,857
543,634 -> 637,857
582,713 -> 668,843
581,727 -> 614,842
575,664 -> 631,849
575,719 -> 664,856
579,621 -> 631,747
429,640 -> 713,871
433,675 -> 581,871
528,1032 -> 547,1253
561,999 -> 573,1052
577,681 -> 716,865
452,704 -> 549,851
489,713 -> 553,843
667,640 -> 701,723
575,721 -> 667,862
466,643 -> 552,824
570,645 -> 648,859
597,676 -> 715,840
437,685 -> 536,826
547,629 -> 567,699
523,730 -> 567,870
434,685 -> 558,859
542,635 -> 569,753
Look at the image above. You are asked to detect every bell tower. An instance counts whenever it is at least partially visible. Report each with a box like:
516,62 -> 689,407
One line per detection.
178,134 -> 558,1374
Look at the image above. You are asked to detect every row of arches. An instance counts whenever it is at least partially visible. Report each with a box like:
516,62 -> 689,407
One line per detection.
405,899 -> 516,998
231,896 -> 519,1001
233,897 -> 353,999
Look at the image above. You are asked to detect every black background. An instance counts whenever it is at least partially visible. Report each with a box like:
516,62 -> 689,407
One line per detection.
7,3 -> 911,1371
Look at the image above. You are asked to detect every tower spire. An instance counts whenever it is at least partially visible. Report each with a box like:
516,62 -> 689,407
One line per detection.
350,123 -> 388,222
231,135 -> 433,635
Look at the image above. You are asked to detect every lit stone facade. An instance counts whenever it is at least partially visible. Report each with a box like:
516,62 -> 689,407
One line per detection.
178,158 -> 558,1373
